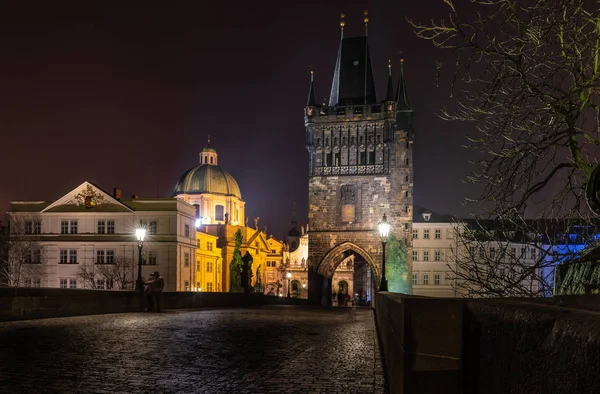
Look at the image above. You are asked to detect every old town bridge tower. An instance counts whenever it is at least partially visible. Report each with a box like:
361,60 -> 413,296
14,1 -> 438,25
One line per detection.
304,13 -> 414,305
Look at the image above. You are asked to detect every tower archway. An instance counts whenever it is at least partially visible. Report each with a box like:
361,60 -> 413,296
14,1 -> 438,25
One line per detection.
311,241 -> 380,306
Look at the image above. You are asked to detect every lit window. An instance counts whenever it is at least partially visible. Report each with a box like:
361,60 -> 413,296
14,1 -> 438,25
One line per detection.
423,274 -> 429,285
196,261 -> 201,271
207,242 -> 213,252
423,230 -> 430,239
96,250 -> 105,264
207,261 -> 213,273
149,221 -> 157,235
411,274 -> 417,284
147,251 -> 157,265
184,281 -> 189,291
434,274 -> 440,285
184,253 -> 190,267
97,220 -> 106,234
69,250 -> 78,264
61,220 -> 69,234
70,220 -> 78,234
107,220 -> 115,234
435,229 -> 441,239
106,250 -> 114,264
59,250 -> 68,264
60,278 -> 68,288
413,230 -> 418,239
423,251 -> 429,261
412,251 -> 418,261
206,282 -> 213,292
434,251 -> 441,261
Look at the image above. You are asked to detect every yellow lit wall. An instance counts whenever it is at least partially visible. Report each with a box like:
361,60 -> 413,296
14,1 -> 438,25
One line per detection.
195,231 -> 222,292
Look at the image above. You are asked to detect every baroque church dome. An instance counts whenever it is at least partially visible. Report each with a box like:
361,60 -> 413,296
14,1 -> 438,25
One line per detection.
173,145 -> 242,199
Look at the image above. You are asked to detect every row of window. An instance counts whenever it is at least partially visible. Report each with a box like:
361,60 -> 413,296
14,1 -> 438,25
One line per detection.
266,261 -> 278,267
195,240 -> 215,251
412,273 -> 444,285
58,250 -> 158,265
412,250 -> 444,262
25,220 -> 159,235
196,261 -> 214,272
413,229 -> 451,240
469,246 -> 537,260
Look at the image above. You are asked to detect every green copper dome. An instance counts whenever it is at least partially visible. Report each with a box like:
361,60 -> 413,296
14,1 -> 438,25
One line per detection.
173,164 -> 242,199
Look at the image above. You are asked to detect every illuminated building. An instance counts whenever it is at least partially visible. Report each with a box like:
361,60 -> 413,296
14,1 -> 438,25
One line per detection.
173,140 -> 282,292
7,181 -> 196,291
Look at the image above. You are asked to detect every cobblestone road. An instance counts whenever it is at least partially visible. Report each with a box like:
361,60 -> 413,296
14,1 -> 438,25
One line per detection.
0,306 -> 386,393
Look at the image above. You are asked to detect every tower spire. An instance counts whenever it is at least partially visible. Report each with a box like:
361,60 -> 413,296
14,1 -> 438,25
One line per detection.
340,13 -> 345,39
207,135 -> 211,147
307,67 -> 316,107
386,59 -> 394,102
396,52 -> 412,111
363,10 -> 369,36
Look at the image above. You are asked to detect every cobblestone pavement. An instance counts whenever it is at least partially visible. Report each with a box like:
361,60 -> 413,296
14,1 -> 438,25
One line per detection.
0,306 -> 387,393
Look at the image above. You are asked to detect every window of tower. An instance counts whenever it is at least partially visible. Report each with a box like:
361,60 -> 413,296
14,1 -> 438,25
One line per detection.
334,152 -> 340,166
210,157 -> 213,164
215,205 -> 224,221
360,152 -> 366,165
368,151 -> 375,164
326,153 -> 332,167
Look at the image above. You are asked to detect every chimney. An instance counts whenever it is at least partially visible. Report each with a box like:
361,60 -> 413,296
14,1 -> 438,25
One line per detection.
131,194 -> 138,199
113,188 -> 122,200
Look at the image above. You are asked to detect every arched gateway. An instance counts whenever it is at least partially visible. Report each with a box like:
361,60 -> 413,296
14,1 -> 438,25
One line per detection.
304,17 -> 414,305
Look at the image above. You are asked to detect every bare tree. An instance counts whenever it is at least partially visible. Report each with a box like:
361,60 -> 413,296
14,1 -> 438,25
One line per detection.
411,0 -> 600,296
76,256 -> 135,290
1,215 -> 46,287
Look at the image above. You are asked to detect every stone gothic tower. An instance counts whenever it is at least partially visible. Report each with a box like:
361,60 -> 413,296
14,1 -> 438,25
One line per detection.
304,16 -> 414,305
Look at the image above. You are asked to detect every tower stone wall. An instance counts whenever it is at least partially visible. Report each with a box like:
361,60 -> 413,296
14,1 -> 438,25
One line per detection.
304,30 -> 414,305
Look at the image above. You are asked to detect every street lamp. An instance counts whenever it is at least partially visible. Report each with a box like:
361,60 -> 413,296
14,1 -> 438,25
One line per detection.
286,271 -> 292,298
378,213 -> 391,292
135,226 -> 146,298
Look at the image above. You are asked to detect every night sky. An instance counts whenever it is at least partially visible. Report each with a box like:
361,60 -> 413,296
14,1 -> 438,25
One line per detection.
0,1 -> 475,239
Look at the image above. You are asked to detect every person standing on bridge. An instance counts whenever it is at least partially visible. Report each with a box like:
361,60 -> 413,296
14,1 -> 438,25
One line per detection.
150,271 -> 164,312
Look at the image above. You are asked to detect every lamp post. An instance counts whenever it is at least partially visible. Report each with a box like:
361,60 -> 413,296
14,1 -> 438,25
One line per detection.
302,281 -> 306,299
378,213 -> 391,292
135,226 -> 146,299
286,271 -> 292,298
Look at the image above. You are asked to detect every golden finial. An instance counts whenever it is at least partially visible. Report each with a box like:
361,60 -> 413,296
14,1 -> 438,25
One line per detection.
340,13 -> 346,28
309,65 -> 314,81
400,50 -> 404,64
208,135 -> 211,146
363,10 -> 369,24
388,59 -> 392,76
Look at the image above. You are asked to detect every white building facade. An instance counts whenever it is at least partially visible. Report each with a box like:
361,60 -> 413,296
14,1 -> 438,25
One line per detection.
8,181 -> 197,291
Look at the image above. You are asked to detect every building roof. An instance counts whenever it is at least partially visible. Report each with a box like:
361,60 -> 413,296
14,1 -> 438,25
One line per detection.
413,205 -> 456,223
172,164 -> 242,199
329,36 -> 377,106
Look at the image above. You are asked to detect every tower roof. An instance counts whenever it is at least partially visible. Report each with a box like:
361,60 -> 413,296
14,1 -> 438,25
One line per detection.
329,36 -> 377,106
396,57 -> 412,111
307,70 -> 316,107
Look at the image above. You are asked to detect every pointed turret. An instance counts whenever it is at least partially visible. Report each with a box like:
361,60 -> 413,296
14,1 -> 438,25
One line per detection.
328,13 -> 377,106
307,69 -> 316,107
385,59 -> 394,102
395,54 -> 414,130
396,55 -> 412,111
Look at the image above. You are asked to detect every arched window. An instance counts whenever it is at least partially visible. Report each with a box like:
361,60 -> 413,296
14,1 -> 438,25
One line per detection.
210,157 -> 213,164
215,205 -> 224,221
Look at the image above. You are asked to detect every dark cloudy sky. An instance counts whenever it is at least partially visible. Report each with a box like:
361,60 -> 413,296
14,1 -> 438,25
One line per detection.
0,0 -> 475,239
